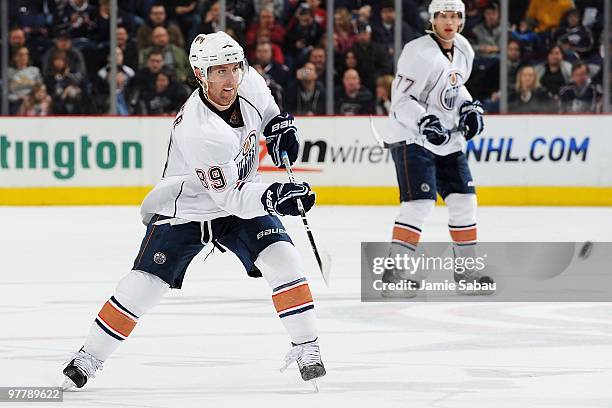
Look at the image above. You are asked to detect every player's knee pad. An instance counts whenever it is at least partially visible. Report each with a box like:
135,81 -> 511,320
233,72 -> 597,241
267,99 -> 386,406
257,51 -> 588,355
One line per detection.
445,193 -> 477,226
397,199 -> 435,229
254,241 -> 304,288
114,270 -> 170,317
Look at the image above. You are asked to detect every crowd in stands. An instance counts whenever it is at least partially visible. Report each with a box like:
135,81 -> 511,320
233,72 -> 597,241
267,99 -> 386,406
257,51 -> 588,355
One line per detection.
2,0 -> 607,116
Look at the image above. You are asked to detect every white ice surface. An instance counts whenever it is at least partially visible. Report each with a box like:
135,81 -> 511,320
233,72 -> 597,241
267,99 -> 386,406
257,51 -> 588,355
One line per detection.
1,206 -> 611,408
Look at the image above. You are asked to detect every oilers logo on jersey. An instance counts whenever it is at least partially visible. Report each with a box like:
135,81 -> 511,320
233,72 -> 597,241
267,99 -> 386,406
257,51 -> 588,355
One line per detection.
236,130 -> 257,180
439,71 -> 464,111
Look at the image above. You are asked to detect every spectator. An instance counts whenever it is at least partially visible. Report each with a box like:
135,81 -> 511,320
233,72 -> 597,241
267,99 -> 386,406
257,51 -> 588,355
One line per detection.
224,0 -> 256,27
471,3 -> 501,59
139,72 -> 187,114
357,5 -> 372,25
507,40 -> 526,82
483,40 -> 526,112
398,0 -> 424,34
41,31 -> 87,80
44,50 -> 89,114
139,26 -> 190,83
93,0 -> 136,45
554,8 -> 594,59
136,3 -> 184,50
335,68 -> 374,115
284,4 -> 324,60
511,18 -> 541,62
9,27 -> 41,68
372,0 -> 416,59
253,63 -> 285,109
245,7 -> 286,51
508,65 -> 555,112
336,49 -> 359,84
463,0 -> 483,36
350,22 -> 393,95
199,1 -> 222,34
116,0 -> 148,27
117,25 -> 139,72
247,30 -> 286,65
253,0 -> 286,21
132,51 -> 165,97
97,47 -> 136,84
535,45 -> 572,97
8,46 -> 43,114
285,62 -> 326,115
287,0 -> 327,31
509,0 -> 531,26
306,0 -> 327,29
18,83 -> 52,116
8,1 -> 49,43
254,40 -> 290,86
344,50 -> 358,71
525,0 -> 575,32
375,74 -> 393,115
559,61 -> 601,112
52,0 -> 96,45
333,8 -> 356,56
308,46 -> 327,82
165,0 -> 201,44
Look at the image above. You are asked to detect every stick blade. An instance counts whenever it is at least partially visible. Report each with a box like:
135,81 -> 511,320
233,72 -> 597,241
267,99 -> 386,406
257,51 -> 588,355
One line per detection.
319,250 -> 332,287
369,116 -> 385,148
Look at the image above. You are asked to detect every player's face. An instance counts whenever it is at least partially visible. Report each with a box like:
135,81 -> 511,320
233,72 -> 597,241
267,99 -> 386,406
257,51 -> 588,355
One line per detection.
206,63 -> 244,107
433,11 -> 462,41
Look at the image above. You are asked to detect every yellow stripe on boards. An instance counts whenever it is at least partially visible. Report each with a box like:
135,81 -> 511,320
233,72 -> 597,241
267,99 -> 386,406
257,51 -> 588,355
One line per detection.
0,187 -> 152,205
0,186 -> 611,206
313,186 -> 612,206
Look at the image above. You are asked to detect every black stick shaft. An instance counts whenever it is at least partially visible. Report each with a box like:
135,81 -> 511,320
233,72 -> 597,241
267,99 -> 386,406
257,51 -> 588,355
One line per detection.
281,153 -> 324,273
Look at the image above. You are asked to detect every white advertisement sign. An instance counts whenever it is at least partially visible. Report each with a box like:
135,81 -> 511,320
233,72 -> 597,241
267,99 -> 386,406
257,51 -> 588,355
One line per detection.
0,115 -> 609,189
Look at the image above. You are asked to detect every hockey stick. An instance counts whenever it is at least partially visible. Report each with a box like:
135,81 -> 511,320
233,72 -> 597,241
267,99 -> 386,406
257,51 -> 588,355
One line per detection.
281,151 -> 331,286
368,116 -> 385,148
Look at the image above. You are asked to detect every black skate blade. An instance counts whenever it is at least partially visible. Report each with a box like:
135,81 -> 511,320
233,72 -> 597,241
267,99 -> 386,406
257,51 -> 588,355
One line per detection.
300,364 -> 326,381
63,362 -> 87,389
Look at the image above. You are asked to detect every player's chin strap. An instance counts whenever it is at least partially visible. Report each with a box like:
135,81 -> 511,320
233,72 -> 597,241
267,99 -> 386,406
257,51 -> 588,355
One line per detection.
427,29 -> 455,44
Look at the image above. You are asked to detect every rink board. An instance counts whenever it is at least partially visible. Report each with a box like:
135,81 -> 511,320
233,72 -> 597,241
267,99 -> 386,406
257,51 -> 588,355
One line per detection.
0,115 -> 610,205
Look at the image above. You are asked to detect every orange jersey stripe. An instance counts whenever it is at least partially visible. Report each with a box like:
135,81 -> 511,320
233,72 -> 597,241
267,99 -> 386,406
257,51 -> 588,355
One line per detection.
98,301 -> 137,338
393,226 -> 421,246
272,284 -> 313,313
450,228 -> 477,242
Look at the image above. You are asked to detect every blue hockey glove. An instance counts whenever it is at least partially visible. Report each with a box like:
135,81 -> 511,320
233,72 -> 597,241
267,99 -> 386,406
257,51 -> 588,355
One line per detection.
263,112 -> 299,168
261,182 -> 315,216
458,100 -> 484,140
418,114 -> 450,146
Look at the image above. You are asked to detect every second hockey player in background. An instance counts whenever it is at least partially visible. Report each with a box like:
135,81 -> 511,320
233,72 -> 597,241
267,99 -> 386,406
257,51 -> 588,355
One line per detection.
383,0 -> 494,296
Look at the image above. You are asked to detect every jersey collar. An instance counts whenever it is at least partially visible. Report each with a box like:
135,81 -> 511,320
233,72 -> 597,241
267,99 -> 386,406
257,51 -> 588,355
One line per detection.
429,33 -> 454,62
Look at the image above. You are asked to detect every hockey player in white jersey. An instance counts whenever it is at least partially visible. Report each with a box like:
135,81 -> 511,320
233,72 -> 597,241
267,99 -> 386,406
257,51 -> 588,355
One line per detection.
382,0 -> 493,296
62,31 -> 325,389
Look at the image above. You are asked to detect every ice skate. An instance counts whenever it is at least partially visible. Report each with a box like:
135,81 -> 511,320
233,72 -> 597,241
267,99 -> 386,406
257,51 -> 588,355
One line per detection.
61,349 -> 103,390
280,338 -> 326,392
454,268 -> 495,296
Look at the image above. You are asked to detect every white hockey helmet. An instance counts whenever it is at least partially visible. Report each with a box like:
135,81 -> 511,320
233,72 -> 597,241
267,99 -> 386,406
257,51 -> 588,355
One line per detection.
189,31 -> 248,85
428,0 -> 465,33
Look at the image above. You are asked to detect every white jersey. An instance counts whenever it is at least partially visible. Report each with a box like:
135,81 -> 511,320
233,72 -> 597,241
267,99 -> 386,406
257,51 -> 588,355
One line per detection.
140,69 -> 280,224
387,33 -> 474,156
